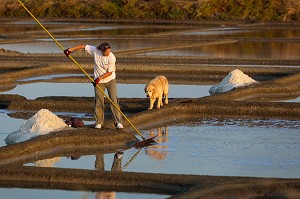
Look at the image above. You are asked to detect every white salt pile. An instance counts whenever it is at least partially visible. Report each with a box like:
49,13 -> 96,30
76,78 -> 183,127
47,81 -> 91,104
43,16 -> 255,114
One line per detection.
209,69 -> 257,95
5,109 -> 68,145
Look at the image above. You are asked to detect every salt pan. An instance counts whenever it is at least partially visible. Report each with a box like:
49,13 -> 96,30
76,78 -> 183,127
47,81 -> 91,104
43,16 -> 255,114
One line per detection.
5,109 -> 68,145
209,69 -> 257,95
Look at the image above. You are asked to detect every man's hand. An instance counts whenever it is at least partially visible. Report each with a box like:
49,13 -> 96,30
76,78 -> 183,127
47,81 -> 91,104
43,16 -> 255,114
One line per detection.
64,49 -> 71,57
93,78 -> 100,86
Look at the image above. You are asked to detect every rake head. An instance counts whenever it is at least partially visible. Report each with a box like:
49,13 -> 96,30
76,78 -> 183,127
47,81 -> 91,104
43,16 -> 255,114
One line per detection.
133,136 -> 157,149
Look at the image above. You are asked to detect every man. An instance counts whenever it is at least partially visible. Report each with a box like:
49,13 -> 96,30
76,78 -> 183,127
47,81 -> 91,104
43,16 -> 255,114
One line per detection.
64,42 -> 123,129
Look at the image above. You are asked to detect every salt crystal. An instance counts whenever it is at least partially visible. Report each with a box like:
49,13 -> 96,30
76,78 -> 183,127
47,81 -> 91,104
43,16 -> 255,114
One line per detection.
5,109 -> 68,145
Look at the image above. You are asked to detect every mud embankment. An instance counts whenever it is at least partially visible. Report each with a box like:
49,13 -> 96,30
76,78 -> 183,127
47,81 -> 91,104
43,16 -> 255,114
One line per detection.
1,51 -> 300,89
0,128 -> 137,167
1,72 -> 299,123
0,165 -> 299,199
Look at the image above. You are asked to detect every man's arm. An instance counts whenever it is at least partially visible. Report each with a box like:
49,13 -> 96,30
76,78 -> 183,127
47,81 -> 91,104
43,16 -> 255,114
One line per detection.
94,71 -> 113,86
64,45 -> 86,57
68,45 -> 86,52
97,71 -> 113,80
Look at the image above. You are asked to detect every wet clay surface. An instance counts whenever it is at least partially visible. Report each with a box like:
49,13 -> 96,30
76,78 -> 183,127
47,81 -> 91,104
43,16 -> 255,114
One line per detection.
0,166 -> 299,199
0,18 -> 300,198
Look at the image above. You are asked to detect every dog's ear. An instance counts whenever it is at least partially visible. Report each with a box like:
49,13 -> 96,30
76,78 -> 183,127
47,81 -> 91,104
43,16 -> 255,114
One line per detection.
152,87 -> 156,94
144,85 -> 148,92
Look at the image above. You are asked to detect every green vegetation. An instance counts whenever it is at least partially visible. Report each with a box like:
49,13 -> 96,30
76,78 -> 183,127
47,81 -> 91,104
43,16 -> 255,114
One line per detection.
1,0 -> 300,22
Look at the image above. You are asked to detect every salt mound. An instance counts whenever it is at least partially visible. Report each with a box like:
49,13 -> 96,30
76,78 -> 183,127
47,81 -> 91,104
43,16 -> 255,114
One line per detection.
5,109 -> 68,145
209,69 -> 257,95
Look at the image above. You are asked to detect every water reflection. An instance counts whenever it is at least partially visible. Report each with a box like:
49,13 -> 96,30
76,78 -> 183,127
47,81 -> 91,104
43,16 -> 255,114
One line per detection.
95,152 -> 124,199
2,149 -> 167,198
146,127 -> 169,161
1,20 -> 195,37
2,20 -> 300,60
35,157 -> 61,167
183,28 -> 300,38
0,38 -> 166,53
95,152 -> 124,172
32,151 -> 125,199
0,112 -> 25,147
139,41 -> 300,59
231,29 -> 300,38
17,119 -> 300,179
183,27 -> 246,36
53,24 -> 189,36
1,82 -> 211,99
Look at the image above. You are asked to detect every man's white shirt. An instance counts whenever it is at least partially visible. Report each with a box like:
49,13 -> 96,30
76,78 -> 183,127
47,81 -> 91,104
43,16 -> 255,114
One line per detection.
85,45 -> 116,83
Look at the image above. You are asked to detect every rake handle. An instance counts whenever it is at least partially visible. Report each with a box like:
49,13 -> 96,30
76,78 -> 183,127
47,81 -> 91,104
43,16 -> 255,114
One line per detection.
17,0 -> 146,141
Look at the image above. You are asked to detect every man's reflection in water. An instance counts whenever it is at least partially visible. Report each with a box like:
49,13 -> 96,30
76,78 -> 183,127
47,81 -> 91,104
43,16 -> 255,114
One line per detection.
95,151 -> 124,199
146,127 -> 169,160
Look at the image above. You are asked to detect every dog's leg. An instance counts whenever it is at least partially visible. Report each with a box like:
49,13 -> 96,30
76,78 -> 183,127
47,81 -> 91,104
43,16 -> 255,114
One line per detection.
157,95 -> 162,109
165,93 -> 168,105
148,98 -> 154,110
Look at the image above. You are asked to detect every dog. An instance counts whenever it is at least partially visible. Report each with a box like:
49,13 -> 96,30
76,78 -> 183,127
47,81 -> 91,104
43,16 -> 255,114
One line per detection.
144,75 -> 169,110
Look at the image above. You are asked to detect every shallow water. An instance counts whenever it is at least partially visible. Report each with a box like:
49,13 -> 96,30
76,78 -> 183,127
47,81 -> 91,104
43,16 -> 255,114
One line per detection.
282,96 -> 300,103
0,188 -> 168,199
0,38 -> 163,53
0,112 -> 25,147
1,20 -> 206,36
19,120 -> 300,179
138,41 -> 300,59
0,21 -> 194,54
231,28 -> 300,38
2,111 -> 299,179
2,21 -> 300,60
3,38 -> 300,59
184,28 -> 300,38
1,114 -> 300,198
1,82 -> 211,99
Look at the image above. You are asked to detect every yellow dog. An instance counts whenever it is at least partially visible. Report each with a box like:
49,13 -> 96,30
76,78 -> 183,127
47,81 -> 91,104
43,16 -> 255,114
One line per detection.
144,75 -> 169,110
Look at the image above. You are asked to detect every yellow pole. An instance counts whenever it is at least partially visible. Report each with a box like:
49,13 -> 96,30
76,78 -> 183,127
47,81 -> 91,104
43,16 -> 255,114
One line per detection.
17,0 -> 146,140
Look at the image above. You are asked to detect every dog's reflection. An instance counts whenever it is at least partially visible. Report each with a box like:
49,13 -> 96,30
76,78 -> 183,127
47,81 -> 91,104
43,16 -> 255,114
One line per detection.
34,157 -> 61,167
95,191 -> 115,199
145,127 -> 169,160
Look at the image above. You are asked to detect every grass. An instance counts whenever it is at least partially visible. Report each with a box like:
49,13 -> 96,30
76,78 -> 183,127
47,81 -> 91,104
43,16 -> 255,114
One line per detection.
1,0 -> 300,22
